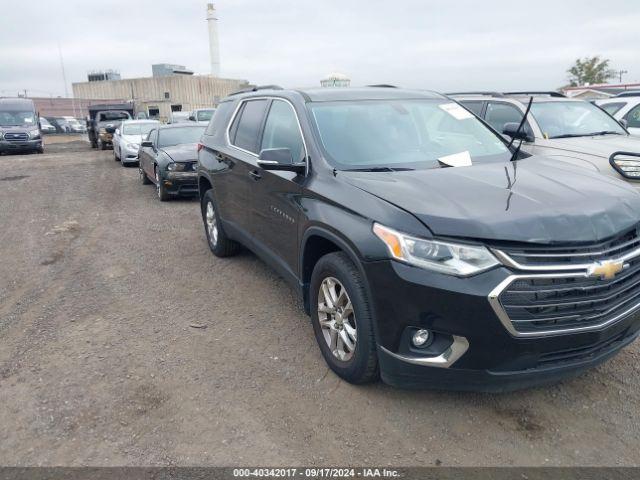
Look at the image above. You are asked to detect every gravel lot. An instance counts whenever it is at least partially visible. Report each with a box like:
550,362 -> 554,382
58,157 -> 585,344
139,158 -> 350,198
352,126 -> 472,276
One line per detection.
0,141 -> 639,467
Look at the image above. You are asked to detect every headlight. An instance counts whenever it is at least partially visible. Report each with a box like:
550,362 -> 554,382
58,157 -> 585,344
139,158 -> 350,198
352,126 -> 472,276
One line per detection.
29,129 -> 41,139
610,153 -> 640,179
126,143 -> 139,150
166,162 -> 194,172
373,223 -> 499,276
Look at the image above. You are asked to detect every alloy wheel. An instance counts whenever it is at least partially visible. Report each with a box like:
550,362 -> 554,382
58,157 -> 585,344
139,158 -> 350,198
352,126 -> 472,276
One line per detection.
206,201 -> 218,246
317,277 -> 357,361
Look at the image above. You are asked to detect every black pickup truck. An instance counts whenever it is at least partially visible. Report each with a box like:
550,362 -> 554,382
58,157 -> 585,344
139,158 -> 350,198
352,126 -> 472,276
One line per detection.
87,103 -> 134,149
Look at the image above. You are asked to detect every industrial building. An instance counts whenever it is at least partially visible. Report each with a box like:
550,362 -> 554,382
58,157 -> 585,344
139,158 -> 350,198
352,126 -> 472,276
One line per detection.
71,4 -> 249,121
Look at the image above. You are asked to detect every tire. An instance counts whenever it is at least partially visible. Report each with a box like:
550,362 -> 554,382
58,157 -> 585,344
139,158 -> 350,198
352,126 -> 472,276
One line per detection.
139,165 -> 151,185
155,167 -> 170,201
201,189 -> 240,257
99,140 -> 106,150
310,252 -> 378,384
36,147 -> 44,154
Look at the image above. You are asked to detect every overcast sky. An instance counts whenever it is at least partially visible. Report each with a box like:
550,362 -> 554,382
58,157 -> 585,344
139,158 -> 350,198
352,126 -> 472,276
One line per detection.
1,0 -> 639,97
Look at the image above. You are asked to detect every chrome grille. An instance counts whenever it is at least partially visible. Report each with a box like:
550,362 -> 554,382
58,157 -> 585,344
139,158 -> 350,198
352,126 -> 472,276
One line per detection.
489,225 -> 640,336
495,225 -> 640,268
4,132 -> 29,142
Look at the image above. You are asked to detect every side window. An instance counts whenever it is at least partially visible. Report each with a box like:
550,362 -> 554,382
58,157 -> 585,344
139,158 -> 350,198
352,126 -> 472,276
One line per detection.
600,102 -> 626,116
485,102 -> 524,132
260,100 -> 305,162
460,101 -> 484,117
230,99 -> 269,153
625,104 -> 640,128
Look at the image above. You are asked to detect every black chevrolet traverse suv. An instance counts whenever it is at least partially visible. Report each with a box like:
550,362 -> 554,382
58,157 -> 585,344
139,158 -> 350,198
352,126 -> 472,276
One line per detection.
197,86 -> 640,391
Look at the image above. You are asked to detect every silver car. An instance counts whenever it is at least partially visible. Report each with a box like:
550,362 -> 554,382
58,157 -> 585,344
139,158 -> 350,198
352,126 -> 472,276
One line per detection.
596,95 -> 640,137
112,120 -> 160,166
188,108 -> 216,125
450,92 -> 640,185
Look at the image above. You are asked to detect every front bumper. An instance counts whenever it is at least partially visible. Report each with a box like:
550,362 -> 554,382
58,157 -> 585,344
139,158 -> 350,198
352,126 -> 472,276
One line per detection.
161,171 -> 198,196
121,145 -> 140,163
364,260 -> 640,392
0,139 -> 42,153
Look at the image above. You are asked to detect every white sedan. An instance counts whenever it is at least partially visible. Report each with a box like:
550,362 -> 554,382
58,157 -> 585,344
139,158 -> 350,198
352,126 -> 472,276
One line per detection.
596,96 -> 640,136
112,120 -> 160,165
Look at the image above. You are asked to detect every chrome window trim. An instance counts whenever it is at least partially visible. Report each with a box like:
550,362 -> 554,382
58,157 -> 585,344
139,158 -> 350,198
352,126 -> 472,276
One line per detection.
379,335 -> 469,368
492,245 -> 640,272
488,272 -> 640,337
225,96 -> 309,175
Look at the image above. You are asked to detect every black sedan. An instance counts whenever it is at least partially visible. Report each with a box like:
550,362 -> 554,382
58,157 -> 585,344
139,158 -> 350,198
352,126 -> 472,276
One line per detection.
138,124 -> 206,201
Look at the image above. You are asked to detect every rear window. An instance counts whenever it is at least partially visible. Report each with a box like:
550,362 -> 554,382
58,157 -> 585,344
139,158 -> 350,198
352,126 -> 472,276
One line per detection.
229,99 -> 269,153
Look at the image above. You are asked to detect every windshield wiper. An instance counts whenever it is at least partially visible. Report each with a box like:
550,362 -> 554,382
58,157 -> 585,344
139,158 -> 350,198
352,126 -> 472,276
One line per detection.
586,131 -> 623,136
551,131 -> 623,139
343,167 -> 415,172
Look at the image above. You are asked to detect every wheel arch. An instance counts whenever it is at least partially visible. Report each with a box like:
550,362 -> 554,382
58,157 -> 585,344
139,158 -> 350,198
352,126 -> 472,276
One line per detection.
300,226 -> 369,315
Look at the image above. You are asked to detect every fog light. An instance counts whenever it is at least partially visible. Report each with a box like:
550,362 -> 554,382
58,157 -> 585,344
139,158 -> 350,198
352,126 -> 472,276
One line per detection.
412,329 -> 431,347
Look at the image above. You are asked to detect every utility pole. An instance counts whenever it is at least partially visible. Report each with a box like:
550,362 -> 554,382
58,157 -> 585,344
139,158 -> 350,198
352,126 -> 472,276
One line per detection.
617,69 -> 628,84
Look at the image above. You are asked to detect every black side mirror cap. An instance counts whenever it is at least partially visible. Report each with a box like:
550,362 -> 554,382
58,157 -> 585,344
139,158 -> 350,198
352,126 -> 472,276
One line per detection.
188,116 -> 196,121
502,122 -> 534,142
258,148 -> 305,174
141,140 -> 153,148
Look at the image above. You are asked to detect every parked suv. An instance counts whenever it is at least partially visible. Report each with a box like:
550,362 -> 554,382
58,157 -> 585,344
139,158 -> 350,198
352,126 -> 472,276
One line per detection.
450,92 -> 640,183
197,86 -> 640,391
0,98 -> 43,154
596,95 -> 640,136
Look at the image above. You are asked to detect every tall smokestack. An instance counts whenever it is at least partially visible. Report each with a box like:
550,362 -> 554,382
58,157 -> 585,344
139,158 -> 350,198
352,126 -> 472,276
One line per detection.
207,3 -> 221,77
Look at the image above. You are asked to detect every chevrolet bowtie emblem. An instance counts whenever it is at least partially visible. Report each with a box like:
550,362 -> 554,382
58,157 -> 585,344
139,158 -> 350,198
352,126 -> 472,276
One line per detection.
587,260 -> 626,280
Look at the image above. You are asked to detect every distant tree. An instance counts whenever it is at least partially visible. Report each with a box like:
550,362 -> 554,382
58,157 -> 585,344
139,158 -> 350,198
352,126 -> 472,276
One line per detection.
567,56 -> 616,86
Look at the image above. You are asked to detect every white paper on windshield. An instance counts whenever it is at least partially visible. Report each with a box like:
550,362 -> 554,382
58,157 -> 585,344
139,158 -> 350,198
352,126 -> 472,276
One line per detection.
439,103 -> 474,120
438,151 -> 472,167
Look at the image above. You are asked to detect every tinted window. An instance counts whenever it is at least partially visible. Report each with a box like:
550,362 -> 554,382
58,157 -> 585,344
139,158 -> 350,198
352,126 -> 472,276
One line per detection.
158,126 -> 206,148
260,100 -> 305,162
600,102 -> 626,116
485,102 -> 524,132
626,104 -> 640,128
232,99 -> 269,153
206,102 -> 233,135
460,101 -> 484,116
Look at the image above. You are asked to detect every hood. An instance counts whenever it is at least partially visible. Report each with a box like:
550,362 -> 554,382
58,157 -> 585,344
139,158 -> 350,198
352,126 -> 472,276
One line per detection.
342,157 -> 640,244
160,143 -> 198,162
122,134 -> 143,144
0,124 -> 37,132
548,134 -> 640,158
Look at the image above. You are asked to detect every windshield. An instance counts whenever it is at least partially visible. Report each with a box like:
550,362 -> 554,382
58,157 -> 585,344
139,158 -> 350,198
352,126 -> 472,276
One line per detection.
99,111 -> 130,121
158,126 -> 206,148
309,99 -> 510,170
123,122 -> 158,135
531,101 -> 626,138
196,109 -> 215,122
0,111 -> 36,126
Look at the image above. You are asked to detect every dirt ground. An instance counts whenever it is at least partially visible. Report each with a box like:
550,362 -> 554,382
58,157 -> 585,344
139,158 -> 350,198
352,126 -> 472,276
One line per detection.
0,141 -> 639,467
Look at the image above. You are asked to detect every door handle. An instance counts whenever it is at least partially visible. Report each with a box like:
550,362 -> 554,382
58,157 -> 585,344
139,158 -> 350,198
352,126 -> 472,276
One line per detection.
248,170 -> 262,180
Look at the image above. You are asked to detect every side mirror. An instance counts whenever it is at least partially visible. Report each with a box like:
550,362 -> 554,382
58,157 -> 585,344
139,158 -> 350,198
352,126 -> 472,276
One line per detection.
141,140 -> 153,148
188,115 -> 196,121
619,119 -> 629,129
503,122 -> 533,142
258,148 -> 305,174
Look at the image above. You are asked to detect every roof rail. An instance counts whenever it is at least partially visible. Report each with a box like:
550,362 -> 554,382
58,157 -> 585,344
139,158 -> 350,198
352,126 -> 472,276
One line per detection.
615,91 -> 640,98
446,91 -> 504,97
367,84 -> 398,88
504,91 -> 566,98
228,85 -> 284,96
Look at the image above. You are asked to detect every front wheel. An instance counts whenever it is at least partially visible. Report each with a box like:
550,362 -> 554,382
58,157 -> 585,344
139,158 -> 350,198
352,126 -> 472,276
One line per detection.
155,167 -> 169,201
99,139 -> 106,150
310,252 -> 378,384
201,189 -> 240,257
